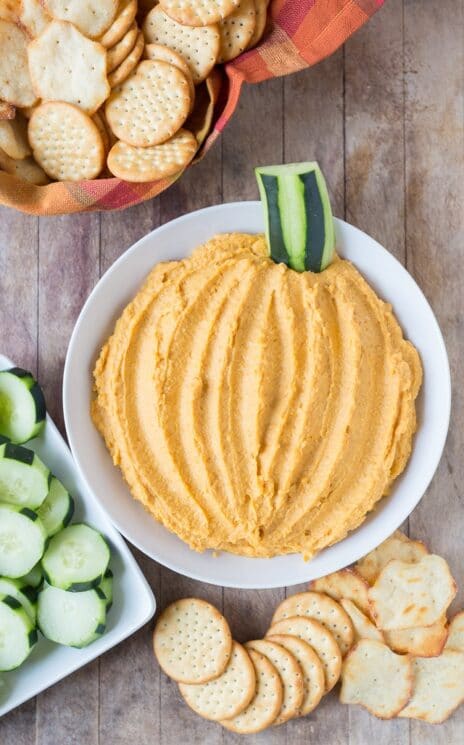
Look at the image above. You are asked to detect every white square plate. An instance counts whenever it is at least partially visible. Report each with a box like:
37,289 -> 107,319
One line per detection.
0,353 -> 156,718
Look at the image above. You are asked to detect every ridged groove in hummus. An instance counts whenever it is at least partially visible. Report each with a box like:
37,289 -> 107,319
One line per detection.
92,234 -> 422,559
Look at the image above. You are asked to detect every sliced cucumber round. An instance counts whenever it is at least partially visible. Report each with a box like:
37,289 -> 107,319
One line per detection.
38,584 -> 107,648
42,524 -> 110,592
0,442 -> 50,509
38,476 -> 75,537
0,594 -> 38,670
0,504 -> 47,578
99,568 -> 113,611
0,577 -> 37,622
19,562 -> 44,589
0,368 -> 46,444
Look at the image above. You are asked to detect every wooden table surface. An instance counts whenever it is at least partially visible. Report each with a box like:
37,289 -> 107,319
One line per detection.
1,1 -> 463,743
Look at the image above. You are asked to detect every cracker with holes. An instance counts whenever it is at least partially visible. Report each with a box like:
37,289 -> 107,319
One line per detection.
107,128 -> 197,182
0,114 -> 30,159
179,641 -> 255,721
271,591 -> 354,657
27,20 -> 110,115
247,0 -> 268,49
160,0 -> 240,26
153,598 -> 232,684
143,6 -> 220,84
368,554 -> 456,630
108,30 -> 144,87
43,0 -> 118,39
19,0 -> 51,39
105,59 -> 191,146
340,639 -> 413,719
144,43 -> 195,111
245,639 -> 304,724
267,634 -> 325,716
446,611 -> 464,652
29,101 -> 104,180
340,599 -> 384,644
0,20 -> 37,107
267,615 -> 341,692
0,149 -> 49,183
310,569 -> 372,618
107,22 -> 138,72
398,650 -> 464,724
384,617 -> 448,657
217,0 -> 256,64
356,531 -> 428,585
220,648 -> 282,733
100,0 -> 138,48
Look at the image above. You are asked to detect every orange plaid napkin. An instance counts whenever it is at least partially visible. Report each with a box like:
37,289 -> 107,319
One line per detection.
0,0 -> 384,215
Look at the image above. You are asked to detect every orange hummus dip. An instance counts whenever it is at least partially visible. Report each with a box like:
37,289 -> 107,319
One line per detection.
92,234 -> 422,559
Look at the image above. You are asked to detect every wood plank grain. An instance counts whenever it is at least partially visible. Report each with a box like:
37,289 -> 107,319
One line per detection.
404,0 -> 464,741
36,214 -> 100,745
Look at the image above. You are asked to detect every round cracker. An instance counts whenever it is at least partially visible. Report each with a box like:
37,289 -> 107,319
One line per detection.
107,22 -> 138,72
153,598 -> 232,684
339,598 -> 385,644
446,611 -> 464,652
0,114 -> 31,159
42,0 -> 118,40
0,20 -> 37,107
179,641 -> 255,721
105,59 -> 191,147
356,531 -> 428,585
220,648 -> 283,733
267,634 -> 325,716
27,20 -> 110,115
245,639 -> 304,724
384,617 -> 448,657
107,128 -> 197,181
340,639 -> 413,719
92,111 -> 111,155
143,6 -> 220,84
271,592 -> 354,657
247,0 -> 268,49
100,0 -> 138,48
310,568 -> 372,618
29,101 -> 104,181
144,43 -> 195,113
108,30 -> 144,87
267,616 -> 342,692
398,650 -> 464,724
160,0 -> 240,26
0,149 -> 49,184
217,0 -> 256,64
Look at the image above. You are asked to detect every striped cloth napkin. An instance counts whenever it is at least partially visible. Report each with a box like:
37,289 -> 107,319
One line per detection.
0,0 -> 384,215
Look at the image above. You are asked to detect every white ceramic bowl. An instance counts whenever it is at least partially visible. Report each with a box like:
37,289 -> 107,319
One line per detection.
0,354 -> 155,718
63,202 -> 450,589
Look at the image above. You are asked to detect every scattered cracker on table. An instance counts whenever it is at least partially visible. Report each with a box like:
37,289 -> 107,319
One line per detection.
107,22 -> 139,72
311,568 -> 372,618
160,0 -> 240,27
271,591 -> 354,657
246,639 -> 304,725
27,20 -> 110,115
29,101 -> 105,180
153,598 -> 232,684
217,0 -> 256,64
179,641 -> 256,721
355,530 -> 428,585
384,617 -> 448,657
0,20 -> 37,107
143,6 -> 220,84
267,615 -> 342,692
446,611 -> 464,652
107,128 -> 197,181
106,59 -> 191,146
100,0 -> 138,48
398,650 -> 464,724
340,598 -> 385,644
42,0 -> 119,40
220,648 -> 283,734
267,633 -> 325,716
340,639 -> 413,719
108,30 -> 145,87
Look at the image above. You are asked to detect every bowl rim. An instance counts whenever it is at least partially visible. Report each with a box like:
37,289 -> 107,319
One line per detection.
63,200 -> 451,589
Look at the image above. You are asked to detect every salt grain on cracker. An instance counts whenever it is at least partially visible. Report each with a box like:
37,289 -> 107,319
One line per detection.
246,639 -> 304,724
107,128 -> 197,181
153,598 -> 232,684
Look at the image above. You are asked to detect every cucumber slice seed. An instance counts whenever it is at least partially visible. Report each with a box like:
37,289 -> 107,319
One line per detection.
38,477 -> 75,537
0,504 -> 47,578
42,524 -> 110,592
38,584 -> 107,648
0,443 -> 50,509
0,369 -> 46,444
0,594 -> 38,671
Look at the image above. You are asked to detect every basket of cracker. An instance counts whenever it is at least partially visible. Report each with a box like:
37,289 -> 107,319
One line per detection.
0,0 -> 383,214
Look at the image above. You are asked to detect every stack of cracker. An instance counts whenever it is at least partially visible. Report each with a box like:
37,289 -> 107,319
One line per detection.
0,0 -> 270,184
153,532 -> 464,731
